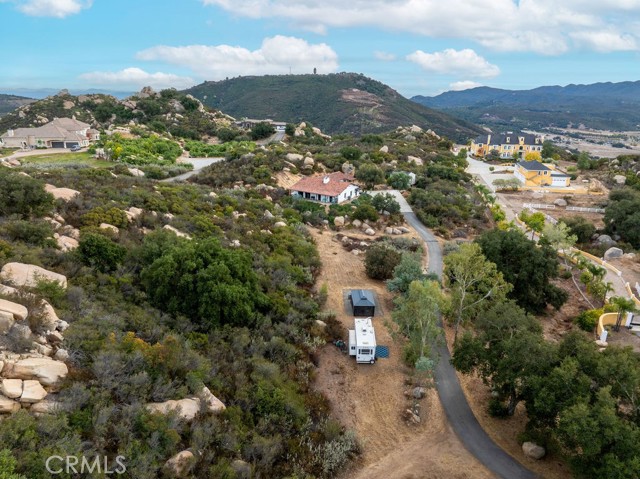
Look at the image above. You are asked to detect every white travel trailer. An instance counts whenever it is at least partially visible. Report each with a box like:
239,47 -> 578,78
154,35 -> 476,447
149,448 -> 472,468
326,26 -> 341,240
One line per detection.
349,317 -> 377,364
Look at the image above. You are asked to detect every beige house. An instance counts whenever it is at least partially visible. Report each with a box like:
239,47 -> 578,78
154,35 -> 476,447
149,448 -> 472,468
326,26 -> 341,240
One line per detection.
471,132 -> 543,159
0,118 -> 100,149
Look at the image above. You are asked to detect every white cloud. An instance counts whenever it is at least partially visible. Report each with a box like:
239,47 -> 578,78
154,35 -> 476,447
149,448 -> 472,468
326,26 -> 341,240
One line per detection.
407,49 -> 500,78
374,51 -> 396,61
136,36 -> 339,79
79,68 -> 195,90
1,0 -> 91,17
449,81 -> 483,91
201,0 -> 640,54
570,30 -> 638,52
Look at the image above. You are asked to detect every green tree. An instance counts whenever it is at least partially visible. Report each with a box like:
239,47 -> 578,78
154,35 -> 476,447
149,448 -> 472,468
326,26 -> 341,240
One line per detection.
78,233 -> 127,272
387,253 -> 425,294
391,280 -> 447,359
285,123 -> 295,136
250,122 -> 276,140
559,216 -> 595,244
576,151 -> 594,170
452,300 -> 553,416
340,146 -> 362,162
604,189 -> 640,248
371,193 -> 400,215
477,229 -> 568,313
364,244 -> 402,280
355,164 -> 384,189
519,210 -> 545,240
141,237 -> 267,329
0,171 -> 54,219
387,172 -> 411,190
444,243 -> 512,341
609,296 -> 637,332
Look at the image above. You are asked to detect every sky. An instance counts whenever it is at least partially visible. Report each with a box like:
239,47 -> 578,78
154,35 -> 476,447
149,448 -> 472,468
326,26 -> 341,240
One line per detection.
0,0 -> 639,98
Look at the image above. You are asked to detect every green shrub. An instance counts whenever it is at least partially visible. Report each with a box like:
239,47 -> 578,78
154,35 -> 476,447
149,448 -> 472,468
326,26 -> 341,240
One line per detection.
574,309 -> 603,332
0,171 -> 53,219
81,206 -> 129,228
364,244 -> 402,280
352,204 -> 378,222
78,233 -> 127,272
3,220 -> 54,247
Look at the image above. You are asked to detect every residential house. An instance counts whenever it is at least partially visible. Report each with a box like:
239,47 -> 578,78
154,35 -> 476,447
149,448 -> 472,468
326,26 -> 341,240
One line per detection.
234,118 -> 287,131
0,117 -> 99,149
471,132 -> 544,159
514,160 -> 571,188
289,172 -> 360,204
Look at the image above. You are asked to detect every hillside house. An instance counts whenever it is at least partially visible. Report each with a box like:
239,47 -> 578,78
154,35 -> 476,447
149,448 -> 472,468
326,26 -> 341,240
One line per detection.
471,132 -> 543,159
289,172 -> 360,204
0,118 -> 99,149
235,118 -> 286,131
514,160 -> 571,188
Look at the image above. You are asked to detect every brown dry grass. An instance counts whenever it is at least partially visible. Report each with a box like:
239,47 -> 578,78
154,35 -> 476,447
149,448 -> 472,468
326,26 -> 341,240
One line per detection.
311,227 -> 494,479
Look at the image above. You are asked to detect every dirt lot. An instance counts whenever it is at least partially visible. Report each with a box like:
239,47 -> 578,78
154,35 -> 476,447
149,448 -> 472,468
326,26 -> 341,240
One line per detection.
311,227 -> 494,479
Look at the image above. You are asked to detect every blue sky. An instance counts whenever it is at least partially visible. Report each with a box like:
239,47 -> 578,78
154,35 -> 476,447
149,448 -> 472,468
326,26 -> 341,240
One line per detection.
1,0 -> 639,97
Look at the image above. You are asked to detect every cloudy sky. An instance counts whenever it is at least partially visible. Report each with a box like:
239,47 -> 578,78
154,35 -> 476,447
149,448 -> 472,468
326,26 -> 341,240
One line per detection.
0,0 -> 638,97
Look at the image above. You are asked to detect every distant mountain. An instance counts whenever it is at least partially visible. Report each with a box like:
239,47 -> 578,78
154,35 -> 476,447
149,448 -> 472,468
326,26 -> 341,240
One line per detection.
184,73 -> 482,141
412,81 -> 640,131
0,88 -> 133,100
0,94 -> 35,116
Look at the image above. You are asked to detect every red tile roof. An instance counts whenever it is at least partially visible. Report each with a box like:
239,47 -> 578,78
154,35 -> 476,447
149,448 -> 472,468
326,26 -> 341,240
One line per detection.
290,172 -> 357,197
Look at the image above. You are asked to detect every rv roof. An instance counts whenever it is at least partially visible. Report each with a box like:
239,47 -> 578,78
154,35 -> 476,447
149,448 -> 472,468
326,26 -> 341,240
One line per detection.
354,317 -> 376,347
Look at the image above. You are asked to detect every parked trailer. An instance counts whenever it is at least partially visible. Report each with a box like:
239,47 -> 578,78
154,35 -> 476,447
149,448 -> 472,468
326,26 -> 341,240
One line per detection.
349,317 -> 377,364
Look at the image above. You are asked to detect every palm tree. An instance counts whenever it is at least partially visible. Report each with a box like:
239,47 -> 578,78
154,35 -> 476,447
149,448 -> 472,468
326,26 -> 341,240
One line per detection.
610,296 -> 637,332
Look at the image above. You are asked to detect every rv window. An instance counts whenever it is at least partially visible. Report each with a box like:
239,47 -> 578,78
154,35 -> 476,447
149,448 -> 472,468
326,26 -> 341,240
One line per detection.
359,349 -> 371,355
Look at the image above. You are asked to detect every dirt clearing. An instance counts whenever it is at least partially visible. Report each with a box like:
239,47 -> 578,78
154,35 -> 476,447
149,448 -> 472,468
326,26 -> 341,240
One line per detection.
311,227 -> 494,479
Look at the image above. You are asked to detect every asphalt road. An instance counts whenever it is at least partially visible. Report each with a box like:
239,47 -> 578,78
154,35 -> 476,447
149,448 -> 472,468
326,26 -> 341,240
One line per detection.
403,211 -> 539,479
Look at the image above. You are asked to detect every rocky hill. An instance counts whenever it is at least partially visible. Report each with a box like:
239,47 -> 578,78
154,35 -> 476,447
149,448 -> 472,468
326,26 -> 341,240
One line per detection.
412,80 -> 640,131
0,94 -> 35,117
0,88 -> 234,139
183,73 -> 482,141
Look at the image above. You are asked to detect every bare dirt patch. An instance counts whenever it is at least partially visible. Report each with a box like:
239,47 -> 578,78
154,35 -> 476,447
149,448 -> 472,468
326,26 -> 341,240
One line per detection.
311,227 -> 494,479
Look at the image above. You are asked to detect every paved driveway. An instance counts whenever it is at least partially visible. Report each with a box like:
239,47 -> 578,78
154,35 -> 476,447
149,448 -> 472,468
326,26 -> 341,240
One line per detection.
467,157 -> 517,192
163,157 -> 225,182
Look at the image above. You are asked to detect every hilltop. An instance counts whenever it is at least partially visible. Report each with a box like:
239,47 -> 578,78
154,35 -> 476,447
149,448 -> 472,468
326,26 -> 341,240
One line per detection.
183,73 -> 482,141
0,87 -> 233,139
0,94 -> 35,116
413,80 -> 640,131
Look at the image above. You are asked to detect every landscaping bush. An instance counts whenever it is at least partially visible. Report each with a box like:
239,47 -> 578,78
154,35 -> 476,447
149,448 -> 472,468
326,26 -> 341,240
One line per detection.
364,244 -> 402,280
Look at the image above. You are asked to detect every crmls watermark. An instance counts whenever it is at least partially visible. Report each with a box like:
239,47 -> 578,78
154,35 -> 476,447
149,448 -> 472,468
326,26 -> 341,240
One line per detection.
45,455 -> 126,475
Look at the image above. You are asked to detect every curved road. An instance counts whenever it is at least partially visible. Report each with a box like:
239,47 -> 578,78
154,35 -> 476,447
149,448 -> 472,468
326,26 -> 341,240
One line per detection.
403,212 -> 539,479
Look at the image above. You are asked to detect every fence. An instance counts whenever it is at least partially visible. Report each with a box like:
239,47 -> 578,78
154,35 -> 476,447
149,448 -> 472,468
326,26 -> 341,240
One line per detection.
566,206 -> 606,214
522,203 -> 556,210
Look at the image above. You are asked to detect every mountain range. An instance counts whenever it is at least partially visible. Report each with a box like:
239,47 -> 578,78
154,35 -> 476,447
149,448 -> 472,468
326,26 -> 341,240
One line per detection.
184,73 -> 482,141
412,81 -> 640,131
0,94 -> 36,116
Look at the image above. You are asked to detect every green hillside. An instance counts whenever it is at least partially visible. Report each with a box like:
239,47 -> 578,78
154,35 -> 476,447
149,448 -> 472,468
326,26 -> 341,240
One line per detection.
0,94 -> 35,116
184,73 -> 482,141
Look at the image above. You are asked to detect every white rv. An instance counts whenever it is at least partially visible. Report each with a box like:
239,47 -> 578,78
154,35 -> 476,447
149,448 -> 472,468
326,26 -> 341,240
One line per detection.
349,317 -> 377,364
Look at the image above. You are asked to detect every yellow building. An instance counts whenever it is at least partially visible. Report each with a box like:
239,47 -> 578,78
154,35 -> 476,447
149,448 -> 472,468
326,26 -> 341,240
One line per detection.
471,132 -> 544,159
514,160 -> 570,188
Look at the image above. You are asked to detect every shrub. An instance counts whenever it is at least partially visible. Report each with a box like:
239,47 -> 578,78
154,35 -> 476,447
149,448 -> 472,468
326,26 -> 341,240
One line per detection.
364,244 -> 402,280
574,309 -> 603,332
3,220 -> 54,247
352,204 -> 378,222
78,233 -> 127,272
81,206 -> 129,228
0,171 -> 53,219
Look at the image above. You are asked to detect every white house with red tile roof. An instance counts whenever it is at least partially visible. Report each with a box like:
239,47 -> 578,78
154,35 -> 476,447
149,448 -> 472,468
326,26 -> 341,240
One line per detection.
289,172 -> 361,204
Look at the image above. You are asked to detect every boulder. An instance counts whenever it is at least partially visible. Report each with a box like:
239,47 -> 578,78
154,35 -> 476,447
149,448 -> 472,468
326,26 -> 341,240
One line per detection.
614,175 -> 627,185
33,343 -> 53,357
127,167 -> 145,177
53,349 -> 69,361
1,379 -> 23,399
39,302 -> 60,331
200,386 -> 226,414
127,207 -> 143,219
522,442 -> 546,460
286,153 -> 303,162
604,247 -> 624,260
334,216 -> 345,227
56,320 -> 69,332
352,219 -> 362,228
100,223 -> 120,234
56,235 -> 79,252
342,162 -> 355,174
61,226 -> 80,240
315,320 -> 327,329
264,209 -> 274,219
364,228 -> 376,236
409,125 -> 423,133
407,155 -> 423,166
392,228 -> 402,235
379,145 -> 389,153
145,398 -> 201,421
1,263 -> 67,289
274,221 -> 287,228
164,451 -> 195,478
231,460 -> 252,479
0,311 -> 15,334
412,387 -> 427,399
398,226 -> 410,233
44,185 -> 80,201
385,227 -> 393,235
163,225 -> 192,240
596,234 -> 615,245
30,398 -> 64,414
303,157 -> 315,167
53,213 -> 65,224
0,395 -> 20,413
20,380 -> 47,403
47,331 -> 64,344
532,192 -> 544,199
553,198 -> 567,207
8,324 -> 32,342
2,358 -> 69,387
0,300 -> 28,321
230,240 -> 241,248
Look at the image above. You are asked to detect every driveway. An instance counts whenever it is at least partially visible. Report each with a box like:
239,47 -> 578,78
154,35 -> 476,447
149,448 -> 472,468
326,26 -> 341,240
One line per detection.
467,157 -> 517,192
401,207 -> 539,479
368,189 -> 413,213
163,157 -> 225,182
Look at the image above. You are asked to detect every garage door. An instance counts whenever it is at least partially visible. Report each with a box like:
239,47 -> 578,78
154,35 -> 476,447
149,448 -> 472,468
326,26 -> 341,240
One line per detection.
65,142 -> 79,148
51,142 -> 65,148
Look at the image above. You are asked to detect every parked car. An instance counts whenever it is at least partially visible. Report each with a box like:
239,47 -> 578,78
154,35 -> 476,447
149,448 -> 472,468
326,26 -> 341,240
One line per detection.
70,145 -> 82,152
